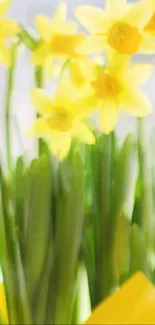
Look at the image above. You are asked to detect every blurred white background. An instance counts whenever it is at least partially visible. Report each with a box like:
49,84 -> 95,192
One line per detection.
0,0 -> 155,161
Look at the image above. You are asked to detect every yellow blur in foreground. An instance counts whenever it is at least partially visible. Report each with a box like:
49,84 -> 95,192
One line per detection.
85,272 -> 155,324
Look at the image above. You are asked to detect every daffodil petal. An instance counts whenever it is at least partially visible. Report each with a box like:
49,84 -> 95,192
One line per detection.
44,55 -> 55,81
77,35 -> 107,55
31,43 -> 50,65
72,121 -> 95,145
106,0 -> 127,19
108,50 -> 130,75
125,64 -> 154,86
0,19 -> 19,37
0,0 -> 10,18
49,131 -> 71,160
60,21 -> 78,34
123,2 -> 152,28
56,76 -> 77,105
52,2 -> 67,26
0,283 -> 8,324
0,41 -> 11,66
100,101 -> 120,134
30,88 -> 55,115
35,16 -> 53,41
122,88 -> 152,117
139,33 -> 155,54
26,118 -> 51,138
75,5 -> 111,33
85,272 -> 154,324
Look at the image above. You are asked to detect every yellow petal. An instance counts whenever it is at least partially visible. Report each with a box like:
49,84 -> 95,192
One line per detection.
122,87 -> 152,117
26,118 -> 51,138
100,101 -> 120,134
35,16 -> 53,41
75,5 -> 111,33
124,2 -> 152,28
56,76 -> 77,105
31,43 -> 50,65
108,50 -> 130,75
52,2 -> 67,26
0,283 -> 8,324
106,0 -> 127,19
0,0 -> 10,18
125,64 -> 154,86
85,272 -> 154,324
60,21 -> 78,34
0,19 -> 19,37
72,121 -> 95,145
49,131 -> 71,160
30,88 -> 55,115
44,55 -> 55,81
77,35 -> 107,55
139,33 -> 155,54
0,41 -> 11,66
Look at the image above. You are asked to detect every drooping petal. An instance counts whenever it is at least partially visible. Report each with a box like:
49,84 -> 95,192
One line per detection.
123,1 -> 152,28
30,88 -> 55,115
122,87 -> 152,117
85,272 -> 154,324
0,40 -> 11,66
72,121 -> 95,144
139,33 -> 155,54
26,118 -> 51,138
49,131 -> 71,160
44,55 -> 55,81
75,5 -> 111,33
0,0 -> 10,18
125,64 -> 154,86
106,0 -> 127,19
77,35 -> 107,55
0,19 -> 19,37
35,16 -> 53,41
52,2 -> 67,26
100,101 -> 120,134
31,43 -> 50,65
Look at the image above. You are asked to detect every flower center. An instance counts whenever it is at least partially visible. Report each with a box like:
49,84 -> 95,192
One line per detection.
48,110 -> 73,132
92,71 -> 121,99
144,12 -> 155,35
108,22 -> 142,54
51,33 -> 85,57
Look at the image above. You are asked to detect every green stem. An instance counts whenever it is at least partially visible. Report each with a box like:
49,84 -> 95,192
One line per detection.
137,118 -> 153,249
35,67 -> 43,156
5,43 -> 18,172
19,25 -> 38,51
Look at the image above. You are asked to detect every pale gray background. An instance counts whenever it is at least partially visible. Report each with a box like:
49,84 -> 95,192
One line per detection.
0,0 -> 155,161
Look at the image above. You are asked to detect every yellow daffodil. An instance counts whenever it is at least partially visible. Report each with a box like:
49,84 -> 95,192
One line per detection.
75,0 -> 155,56
85,272 -> 155,324
27,78 -> 95,160
144,0 -> 155,35
0,0 -> 19,66
31,2 -> 86,80
90,53 -> 153,134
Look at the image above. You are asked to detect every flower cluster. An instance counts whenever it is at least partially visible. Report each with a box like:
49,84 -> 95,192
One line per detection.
1,0 -> 155,159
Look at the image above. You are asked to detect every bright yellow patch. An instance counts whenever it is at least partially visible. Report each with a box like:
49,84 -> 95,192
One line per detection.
108,22 -> 143,54
51,33 -> 85,57
144,12 -> 155,35
47,109 -> 74,132
92,71 -> 121,99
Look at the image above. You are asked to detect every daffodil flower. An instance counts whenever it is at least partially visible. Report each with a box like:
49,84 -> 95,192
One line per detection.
31,2 -> 86,80
85,272 -> 155,324
90,53 -> 153,134
75,0 -> 155,56
0,0 -> 19,66
27,78 -> 95,160
144,0 -> 155,35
